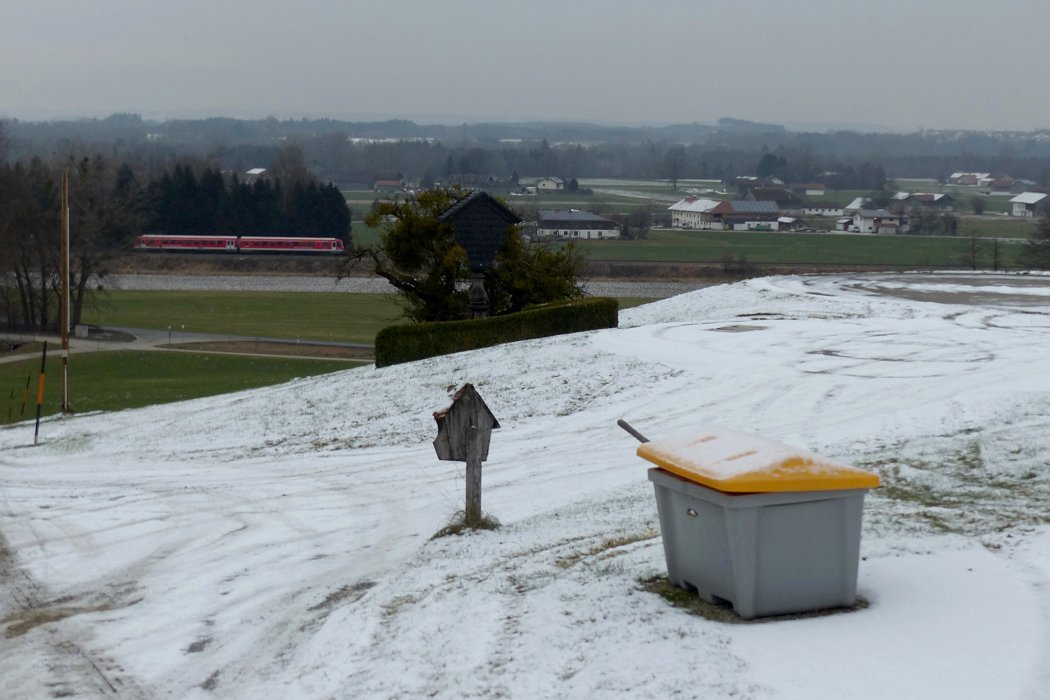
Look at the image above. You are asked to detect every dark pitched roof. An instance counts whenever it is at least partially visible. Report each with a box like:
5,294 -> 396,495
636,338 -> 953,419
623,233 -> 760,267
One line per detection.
708,200 -> 780,215
438,191 -> 521,271
746,187 -> 802,203
538,209 -> 617,225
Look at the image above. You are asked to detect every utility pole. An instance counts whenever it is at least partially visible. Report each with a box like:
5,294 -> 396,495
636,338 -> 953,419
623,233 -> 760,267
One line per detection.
61,172 -> 71,413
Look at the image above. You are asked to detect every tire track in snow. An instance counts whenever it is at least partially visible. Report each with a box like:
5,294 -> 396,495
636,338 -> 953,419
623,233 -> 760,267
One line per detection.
0,528 -> 149,699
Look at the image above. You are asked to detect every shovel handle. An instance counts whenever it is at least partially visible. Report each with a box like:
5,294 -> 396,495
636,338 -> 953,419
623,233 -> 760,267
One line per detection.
617,419 -> 650,444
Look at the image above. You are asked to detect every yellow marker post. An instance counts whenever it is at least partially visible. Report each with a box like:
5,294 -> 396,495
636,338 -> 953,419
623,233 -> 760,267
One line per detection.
33,341 -> 47,445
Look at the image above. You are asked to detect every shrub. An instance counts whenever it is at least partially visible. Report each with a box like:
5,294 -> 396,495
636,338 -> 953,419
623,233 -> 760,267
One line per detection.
374,297 -> 618,367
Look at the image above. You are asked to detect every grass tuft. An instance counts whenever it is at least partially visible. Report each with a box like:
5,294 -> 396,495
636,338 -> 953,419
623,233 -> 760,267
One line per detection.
431,510 -> 502,538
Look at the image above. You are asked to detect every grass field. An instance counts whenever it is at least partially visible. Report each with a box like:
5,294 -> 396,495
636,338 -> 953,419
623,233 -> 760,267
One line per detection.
0,351 -> 349,426
574,229 -> 1027,268
5,289 -> 650,424
956,216 -> 1034,238
83,290 -> 406,344
346,179 -> 1037,252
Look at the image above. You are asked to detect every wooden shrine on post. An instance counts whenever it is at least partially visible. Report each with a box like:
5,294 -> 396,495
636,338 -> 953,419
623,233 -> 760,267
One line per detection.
433,384 -> 500,524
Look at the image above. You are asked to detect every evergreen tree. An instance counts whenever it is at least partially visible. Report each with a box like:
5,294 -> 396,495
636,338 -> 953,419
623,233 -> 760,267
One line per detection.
363,188 -> 581,322
1019,214 -> 1050,269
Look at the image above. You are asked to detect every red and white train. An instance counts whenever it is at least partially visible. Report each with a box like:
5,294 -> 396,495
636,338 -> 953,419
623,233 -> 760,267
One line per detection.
133,234 -> 346,254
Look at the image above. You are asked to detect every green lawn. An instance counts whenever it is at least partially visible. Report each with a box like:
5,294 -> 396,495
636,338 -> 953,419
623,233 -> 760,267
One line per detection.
957,216 -> 1034,238
83,290 -> 406,344
0,350 -> 349,426
574,229 -> 1027,267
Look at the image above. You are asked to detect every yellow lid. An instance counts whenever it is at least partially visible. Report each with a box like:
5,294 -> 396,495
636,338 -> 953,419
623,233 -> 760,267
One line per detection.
637,426 -> 880,493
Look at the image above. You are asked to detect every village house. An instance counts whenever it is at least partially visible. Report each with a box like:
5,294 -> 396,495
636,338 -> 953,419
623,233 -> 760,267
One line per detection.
668,196 -> 721,229
988,177 -> 1016,193
851,209 -> 908,234
244,167 -> 267,183
535,209 -> 620,240
536,177 -> 565,192
1010,192 -> 1050,217
373,176 -> 405,193
1010,180 -> 1039,194
948,172 -> 992,186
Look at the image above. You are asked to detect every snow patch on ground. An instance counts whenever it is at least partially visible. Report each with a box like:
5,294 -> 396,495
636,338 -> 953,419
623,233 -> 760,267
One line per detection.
3,273 -> 1050,698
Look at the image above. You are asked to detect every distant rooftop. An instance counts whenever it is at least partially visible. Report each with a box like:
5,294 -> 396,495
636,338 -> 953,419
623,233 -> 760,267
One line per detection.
539,209 -> 616,224
1011,192 -> 1049,204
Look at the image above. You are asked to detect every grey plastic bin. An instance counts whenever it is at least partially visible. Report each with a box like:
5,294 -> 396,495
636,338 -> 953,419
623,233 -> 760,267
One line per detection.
638,427 -> 880,620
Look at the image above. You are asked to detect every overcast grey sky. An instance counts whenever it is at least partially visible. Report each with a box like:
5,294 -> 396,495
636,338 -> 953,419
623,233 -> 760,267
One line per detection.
3,0 -> 1048,132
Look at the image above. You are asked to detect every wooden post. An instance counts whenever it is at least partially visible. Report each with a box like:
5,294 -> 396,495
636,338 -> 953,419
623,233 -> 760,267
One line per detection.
433,384 -> 500,528
465,423 -> 483,524
20,375 -> 30,417
34,341 -> 48,445
468,273 -> 489,319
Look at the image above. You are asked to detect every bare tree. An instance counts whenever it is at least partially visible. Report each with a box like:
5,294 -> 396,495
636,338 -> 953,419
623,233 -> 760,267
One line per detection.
65,154 -> 143,326
0,151 -> 141,331
666,146 -> 685,191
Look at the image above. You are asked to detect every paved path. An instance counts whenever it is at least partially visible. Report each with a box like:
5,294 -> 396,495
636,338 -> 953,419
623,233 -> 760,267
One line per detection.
107,273 -> 715,299
0,326 -> 372,365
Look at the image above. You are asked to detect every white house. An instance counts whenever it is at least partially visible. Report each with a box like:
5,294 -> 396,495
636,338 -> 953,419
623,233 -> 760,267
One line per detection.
536,209 -> 620,240
1010,192 -> 1049,217
853,209 -> 907,234
668,197 -> 720,229
536,177 -> 565,192
800,203 -> 845,217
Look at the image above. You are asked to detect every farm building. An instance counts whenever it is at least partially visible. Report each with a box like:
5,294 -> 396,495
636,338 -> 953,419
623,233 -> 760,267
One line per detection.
535,209 -> 620,240
705,200 -> 781,230
743,187 -> 802,211
440,174 -> 520,193
668,196 -> 721,229
890,192 -> 954,211
1010,192 -> 1050,217
536,177 -> 565,192
790,183 -> 827,197
799,203 -> 845,217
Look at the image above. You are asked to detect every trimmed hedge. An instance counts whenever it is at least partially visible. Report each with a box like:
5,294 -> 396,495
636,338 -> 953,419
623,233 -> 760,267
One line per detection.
375,297 -> 619,367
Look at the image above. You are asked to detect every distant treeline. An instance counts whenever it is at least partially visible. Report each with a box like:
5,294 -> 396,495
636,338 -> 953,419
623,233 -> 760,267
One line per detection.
146,165 -> 351,240
0,130 -> 352,331
7,114 -> 1050,186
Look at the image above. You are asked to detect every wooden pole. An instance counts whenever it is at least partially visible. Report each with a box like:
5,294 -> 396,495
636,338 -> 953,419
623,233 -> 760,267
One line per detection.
34,341 -> 48,445
61,172 -> 71,413
465,423 -> 482,525
20,375 -> 30,417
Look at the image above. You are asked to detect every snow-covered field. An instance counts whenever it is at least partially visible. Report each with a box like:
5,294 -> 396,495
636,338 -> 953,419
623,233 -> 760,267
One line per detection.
2,272 -> 1050,699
